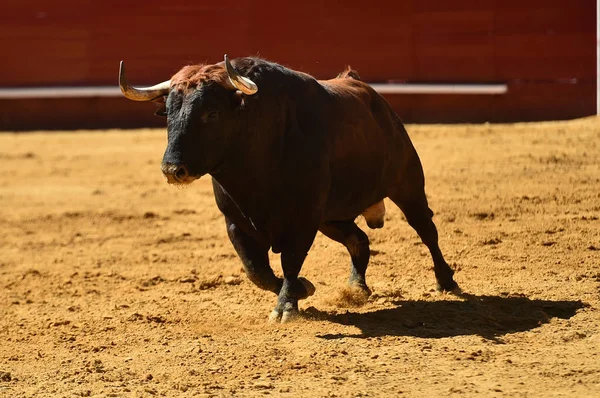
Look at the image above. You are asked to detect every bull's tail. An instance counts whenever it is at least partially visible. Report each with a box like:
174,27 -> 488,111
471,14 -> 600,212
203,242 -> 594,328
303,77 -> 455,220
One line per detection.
336,66 -> 361,81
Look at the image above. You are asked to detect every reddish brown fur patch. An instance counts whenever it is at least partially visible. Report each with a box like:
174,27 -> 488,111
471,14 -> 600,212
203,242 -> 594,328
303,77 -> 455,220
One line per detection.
170,63 -> 229,92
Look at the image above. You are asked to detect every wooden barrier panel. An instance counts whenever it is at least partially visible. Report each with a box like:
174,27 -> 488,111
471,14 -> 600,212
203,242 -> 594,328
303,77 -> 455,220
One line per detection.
0,0 -> 596,128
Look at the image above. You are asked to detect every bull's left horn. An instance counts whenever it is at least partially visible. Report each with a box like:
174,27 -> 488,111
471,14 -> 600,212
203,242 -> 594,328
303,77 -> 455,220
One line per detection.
119,61 -> 171,101
224,54 -> 258,95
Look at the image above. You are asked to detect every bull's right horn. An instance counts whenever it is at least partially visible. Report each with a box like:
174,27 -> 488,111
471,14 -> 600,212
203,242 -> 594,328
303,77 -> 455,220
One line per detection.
119,61 -> 171,101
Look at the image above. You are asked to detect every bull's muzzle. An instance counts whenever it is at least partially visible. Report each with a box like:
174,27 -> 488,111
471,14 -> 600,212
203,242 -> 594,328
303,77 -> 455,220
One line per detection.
161,163 -> 195,185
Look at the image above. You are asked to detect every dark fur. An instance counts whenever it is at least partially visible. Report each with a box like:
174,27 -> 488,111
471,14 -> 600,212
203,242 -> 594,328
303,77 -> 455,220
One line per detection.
160,57 -> 458,320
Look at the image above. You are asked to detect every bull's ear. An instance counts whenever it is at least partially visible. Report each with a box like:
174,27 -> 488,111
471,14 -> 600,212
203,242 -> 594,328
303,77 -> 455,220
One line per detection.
232,90 -> 245,109
155,103 -> 167,117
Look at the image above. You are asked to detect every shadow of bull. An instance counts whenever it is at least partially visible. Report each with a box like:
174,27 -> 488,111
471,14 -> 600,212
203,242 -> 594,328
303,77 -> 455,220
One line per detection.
306,294 -> 586,340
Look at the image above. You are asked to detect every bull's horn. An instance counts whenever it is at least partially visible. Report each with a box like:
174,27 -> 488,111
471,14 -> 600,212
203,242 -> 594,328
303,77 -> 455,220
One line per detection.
224,54 -> 258,95
119,61 -> 171,101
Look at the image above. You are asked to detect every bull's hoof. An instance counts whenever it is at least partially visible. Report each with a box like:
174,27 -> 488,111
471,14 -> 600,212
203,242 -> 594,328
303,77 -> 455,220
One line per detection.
269,278 -> 316,323
348,275 -> 372,298
268,277 -> 315,323
348,283 -> 372,301
268,301 -> 301,324
436,280 -> 462,296
335,284 -> 371,307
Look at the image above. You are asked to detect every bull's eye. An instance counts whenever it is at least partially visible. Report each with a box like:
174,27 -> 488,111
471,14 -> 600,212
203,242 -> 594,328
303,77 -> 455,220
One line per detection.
206,111 -> 219,120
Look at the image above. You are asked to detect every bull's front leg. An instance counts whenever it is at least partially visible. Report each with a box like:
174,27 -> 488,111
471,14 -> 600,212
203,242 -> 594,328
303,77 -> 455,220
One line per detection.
269,230 -> 318,323
227,217 -> 316,323
226,217 -> 283,294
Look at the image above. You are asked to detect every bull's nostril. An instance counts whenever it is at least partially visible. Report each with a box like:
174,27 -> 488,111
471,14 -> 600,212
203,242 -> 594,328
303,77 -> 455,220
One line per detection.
175,165 -> 188,180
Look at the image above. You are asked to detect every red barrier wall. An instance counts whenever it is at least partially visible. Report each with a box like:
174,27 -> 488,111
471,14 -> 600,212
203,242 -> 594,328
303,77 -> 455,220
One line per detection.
1,1 -> 596,129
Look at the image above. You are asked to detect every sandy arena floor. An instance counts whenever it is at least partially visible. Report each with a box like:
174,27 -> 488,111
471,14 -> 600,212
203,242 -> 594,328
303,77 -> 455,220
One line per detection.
0,117 -> 599,397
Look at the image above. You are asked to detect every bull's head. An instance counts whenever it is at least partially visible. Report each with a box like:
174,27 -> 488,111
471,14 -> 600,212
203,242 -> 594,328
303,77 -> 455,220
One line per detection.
119,55 -> 258,185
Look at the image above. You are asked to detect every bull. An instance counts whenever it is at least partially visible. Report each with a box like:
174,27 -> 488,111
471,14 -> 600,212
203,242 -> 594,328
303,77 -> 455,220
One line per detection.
119,55 -> 459,323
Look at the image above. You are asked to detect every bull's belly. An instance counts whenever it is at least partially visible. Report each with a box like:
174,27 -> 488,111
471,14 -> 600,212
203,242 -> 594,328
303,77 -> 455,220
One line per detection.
323,156 -> 391,227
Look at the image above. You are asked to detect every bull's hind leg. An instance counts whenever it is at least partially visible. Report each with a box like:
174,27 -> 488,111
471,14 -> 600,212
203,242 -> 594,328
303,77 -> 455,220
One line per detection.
319,220 -> 372,297
390,194 -> 459,293
226,217 -> 283,294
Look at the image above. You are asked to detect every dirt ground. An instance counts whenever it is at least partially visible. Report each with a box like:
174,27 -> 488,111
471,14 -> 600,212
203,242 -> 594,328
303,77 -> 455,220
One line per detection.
0,117 -> 599,397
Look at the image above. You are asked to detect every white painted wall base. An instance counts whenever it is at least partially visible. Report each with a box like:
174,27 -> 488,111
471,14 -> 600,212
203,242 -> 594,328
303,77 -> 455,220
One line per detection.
0,84 -> 509,99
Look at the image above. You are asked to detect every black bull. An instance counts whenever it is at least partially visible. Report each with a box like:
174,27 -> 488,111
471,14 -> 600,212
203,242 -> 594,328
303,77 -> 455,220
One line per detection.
119,55 -> 459,323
